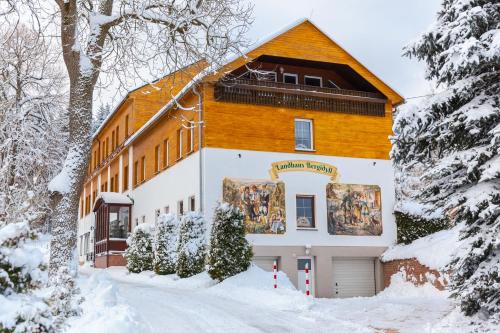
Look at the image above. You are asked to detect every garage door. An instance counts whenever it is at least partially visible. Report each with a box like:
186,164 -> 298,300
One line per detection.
332,258 -> 375,298
252,256 -> 278,272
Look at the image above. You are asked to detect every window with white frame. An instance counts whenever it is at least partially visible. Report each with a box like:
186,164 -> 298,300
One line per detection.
304,75 -> 322,87
141,215 -> 146,224
294,119 -> 313,150
189,195 -> 195,211
177,200 -> 184,215
296,195 -> 315,228
155,209 -> 161,224
283,73 -> 298,84
164,206 -> 170,214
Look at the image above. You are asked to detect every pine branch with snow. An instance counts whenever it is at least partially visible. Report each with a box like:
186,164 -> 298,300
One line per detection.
392,0 -> 500,325
153,213 -> 180,275
207,203 -> 252,282
176,212 -> 207,278
124,224 -> 154,273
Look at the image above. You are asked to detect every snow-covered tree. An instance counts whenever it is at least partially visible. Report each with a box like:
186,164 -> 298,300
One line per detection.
124,224 -> 154,273
176,212 -> 207,278
207,203 -> 252,281
91,103 -> 111,134
392,0 -> 499,324
0,221 -> 55,332
0,25 -> 67,230
2,0 -> 253,283
153,213 -> 180,275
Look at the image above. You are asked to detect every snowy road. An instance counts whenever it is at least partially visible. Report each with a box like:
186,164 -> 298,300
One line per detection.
71,267 -> 455,333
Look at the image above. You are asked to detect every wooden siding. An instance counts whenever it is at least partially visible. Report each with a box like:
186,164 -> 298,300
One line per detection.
203,84 -> 393,160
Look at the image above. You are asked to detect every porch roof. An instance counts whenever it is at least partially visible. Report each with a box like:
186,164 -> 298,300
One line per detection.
93,192 -> 133,212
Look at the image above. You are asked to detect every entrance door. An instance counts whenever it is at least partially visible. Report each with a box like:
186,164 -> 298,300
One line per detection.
332,258 -> 375,298
297,257 -> 314,296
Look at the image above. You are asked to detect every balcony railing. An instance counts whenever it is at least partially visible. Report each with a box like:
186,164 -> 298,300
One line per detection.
214,79 -> 387,116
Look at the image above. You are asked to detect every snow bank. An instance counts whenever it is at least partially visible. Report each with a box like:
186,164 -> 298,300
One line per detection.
67,270 -> 150,333
382,223 -> 467,270
206,265 -> 313,312
378,271 -> 447,299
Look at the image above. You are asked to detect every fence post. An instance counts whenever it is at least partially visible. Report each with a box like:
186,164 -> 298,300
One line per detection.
273,260 -> 277,289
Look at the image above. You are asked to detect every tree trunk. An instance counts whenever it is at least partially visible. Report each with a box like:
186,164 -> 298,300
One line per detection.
49,75 -> 93,279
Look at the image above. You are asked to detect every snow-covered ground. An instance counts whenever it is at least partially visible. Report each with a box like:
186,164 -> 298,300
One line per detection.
67,265 -> 462,333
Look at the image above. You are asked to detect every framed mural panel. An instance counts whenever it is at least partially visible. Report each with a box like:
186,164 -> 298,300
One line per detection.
326,183 -> 382,236
223,178 -> 286,234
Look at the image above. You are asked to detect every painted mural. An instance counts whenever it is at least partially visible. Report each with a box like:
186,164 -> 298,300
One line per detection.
223,178 -> 286,234
326,183 -> 382,236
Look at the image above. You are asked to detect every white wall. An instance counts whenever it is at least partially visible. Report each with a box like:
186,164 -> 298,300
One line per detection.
129,152 -> 200,229
202,148 -> 396,248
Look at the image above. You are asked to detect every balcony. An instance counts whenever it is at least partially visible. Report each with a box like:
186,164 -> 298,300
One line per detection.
214,79 -> 387,117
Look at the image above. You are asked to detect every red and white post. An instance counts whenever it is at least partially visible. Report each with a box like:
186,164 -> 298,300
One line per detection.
273,260 -> 277,289
305,263 -> 310,296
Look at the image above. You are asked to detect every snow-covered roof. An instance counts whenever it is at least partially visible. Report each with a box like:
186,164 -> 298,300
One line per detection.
93,192 -> 133,210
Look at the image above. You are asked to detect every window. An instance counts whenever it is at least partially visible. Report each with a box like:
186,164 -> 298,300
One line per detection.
141,215 -> 146,224
111,130 -> 115,150
110,178 -> 114,192
189,196 -> 195,212
155,209 -> 161,224
294,119 -> 313,150
177,128 -> 183,159
164,206 -> 170,214
154,145 -> 160,173
187,124 -> 194,153
135,218 -> 139,227
163,139 -> 169,168
114,174 -> 118,192
125,115 -> 129,137
134,161 -> 139,185
283,73 -> 298,84
109,206 -> 129,239
296,195 -> 315,228
123,165 -> 129,190
116,126 -> 119,146
177,200 -> 184,215
256,70 -> 276,82
106,137 -> 109,156
304,75 -> 322,87
141,156 -> 146,182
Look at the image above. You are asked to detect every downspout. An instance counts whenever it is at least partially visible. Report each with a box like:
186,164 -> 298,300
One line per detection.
196,83 -> 204,213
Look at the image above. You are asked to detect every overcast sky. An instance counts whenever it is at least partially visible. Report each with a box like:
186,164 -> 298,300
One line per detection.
247,0 -> 442,99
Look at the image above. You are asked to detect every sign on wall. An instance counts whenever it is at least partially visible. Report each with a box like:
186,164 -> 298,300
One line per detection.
326,183 -> 382,236
269,160 -> 339,182
223,178 -> 286,234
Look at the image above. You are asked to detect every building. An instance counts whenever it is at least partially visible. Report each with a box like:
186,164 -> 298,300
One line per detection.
77,18 -> 404,298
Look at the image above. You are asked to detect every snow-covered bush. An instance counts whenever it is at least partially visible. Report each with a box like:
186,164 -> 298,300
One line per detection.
176,212 -> 207,278
153,214 -> 180,275
207,203 -> 252,281
0,221 -> 55,332
393,0 -> 500,325
124,224 -> 153,273
395,211 -> 450,244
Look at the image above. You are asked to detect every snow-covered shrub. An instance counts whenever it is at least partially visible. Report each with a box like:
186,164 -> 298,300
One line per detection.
395,211 -> 450,244
0,221 -> 55,332
207,203 -> 252,281
153,214 -> 180,275
124,224 -> 153,273
393,0 -> 500,324
49,266 -> 82,331
176,212 -> 207,278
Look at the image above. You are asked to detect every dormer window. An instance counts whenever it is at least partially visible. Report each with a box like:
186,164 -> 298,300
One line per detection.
304,75 -> 322,87
283,73 -> 298,84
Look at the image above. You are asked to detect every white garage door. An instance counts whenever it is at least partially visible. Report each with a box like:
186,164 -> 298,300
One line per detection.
332,258 -> 375,298
252,256 -> 278,272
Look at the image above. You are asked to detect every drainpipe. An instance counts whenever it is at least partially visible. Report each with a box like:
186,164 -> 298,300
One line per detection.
195,83 -> 204,213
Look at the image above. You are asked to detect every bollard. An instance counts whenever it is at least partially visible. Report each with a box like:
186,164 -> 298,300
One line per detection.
305,263 -> 310,296
273,260 -> 277,289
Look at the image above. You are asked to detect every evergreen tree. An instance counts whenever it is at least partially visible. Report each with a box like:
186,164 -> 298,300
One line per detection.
153,213 -> 180,275
0,221 -> 55,332
90,103 -> 111,135
176,212 -> 207,278
392,0 -> 499,325
124,224 -> 153,273
207,203 -> 253,281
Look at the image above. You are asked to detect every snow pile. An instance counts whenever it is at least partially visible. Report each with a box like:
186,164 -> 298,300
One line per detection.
67,270 -> 150,333
382,223 -> 468,270
206,265 -> 312,312
378,271 -> 448,299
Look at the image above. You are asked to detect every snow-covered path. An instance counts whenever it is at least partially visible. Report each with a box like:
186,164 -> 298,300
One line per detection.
69,267 -> 456,333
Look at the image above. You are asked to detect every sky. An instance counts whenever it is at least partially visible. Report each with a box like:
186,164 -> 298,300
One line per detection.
96,0 -> 442,110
